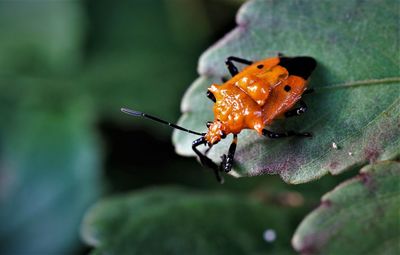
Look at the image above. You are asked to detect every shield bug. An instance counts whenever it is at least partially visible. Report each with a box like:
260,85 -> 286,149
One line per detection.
122,55 -> 317,183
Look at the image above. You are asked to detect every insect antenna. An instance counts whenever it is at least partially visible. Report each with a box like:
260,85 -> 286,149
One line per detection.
121,108 -> 206,136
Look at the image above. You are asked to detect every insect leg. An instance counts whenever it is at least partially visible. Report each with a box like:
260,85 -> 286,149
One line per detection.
225,56 -> 253,77
284,100 -> 308,118
262,129 -> 312,138
220,134 -> 237,173
206,91 -> 216,102
192,137 -> 223,183
227,56 -> 253,65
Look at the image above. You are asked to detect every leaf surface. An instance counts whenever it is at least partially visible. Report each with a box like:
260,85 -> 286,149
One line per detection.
173,0 -> 400,183
0,105 -> 101,254
0,0 -> 84,75
292,161 -> 400,254
82,187 -> 295,255
79,0 -> 213,122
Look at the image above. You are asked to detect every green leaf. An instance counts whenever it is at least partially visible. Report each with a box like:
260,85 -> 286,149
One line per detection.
0,0 -> 87,130
172,0 -> 400,183
0,2 -> 100,253
292,161 -> 400,254
82,187 -> 296,255
0,0 -> 84,75
0,104 -> 101,254
79,0 -> 212,123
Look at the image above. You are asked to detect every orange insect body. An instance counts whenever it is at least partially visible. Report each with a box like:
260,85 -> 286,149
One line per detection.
121,55 -> 316,183
205,56 -> 309,145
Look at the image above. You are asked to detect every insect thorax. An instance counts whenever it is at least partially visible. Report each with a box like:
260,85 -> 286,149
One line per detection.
208,83 -> 264,136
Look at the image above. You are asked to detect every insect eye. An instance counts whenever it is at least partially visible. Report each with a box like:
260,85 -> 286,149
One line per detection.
206,121 -> 213,128
220,132 -> 227,139
207,91 -> 216,102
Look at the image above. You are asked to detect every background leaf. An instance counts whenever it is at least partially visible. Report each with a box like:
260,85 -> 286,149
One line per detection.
173,0 -> 400,183
0,1 -> 243,252
0,1 -> 102,253
0,0 -> 84,75
0,103 -> 101,254
291,161 -> 400,254
79,0 -> 212,126
82,187 -> 296,255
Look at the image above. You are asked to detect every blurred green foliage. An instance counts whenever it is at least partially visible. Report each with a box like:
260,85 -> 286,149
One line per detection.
0,0 -> 239,253
0,103 -> 100,254
0,0 -> 380,254
82,187 -> 296,255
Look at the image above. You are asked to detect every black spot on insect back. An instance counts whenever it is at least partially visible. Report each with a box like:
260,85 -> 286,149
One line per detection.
284,85 -> 291,92
279,57 -> 317,79
257,64 -> 264,69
